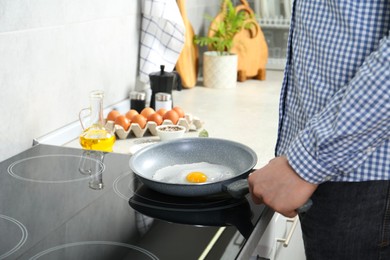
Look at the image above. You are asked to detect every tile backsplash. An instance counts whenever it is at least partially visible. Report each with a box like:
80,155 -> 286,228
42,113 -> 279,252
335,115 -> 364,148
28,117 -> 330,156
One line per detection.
0,0 -> 225,161
0,0 -> 141,161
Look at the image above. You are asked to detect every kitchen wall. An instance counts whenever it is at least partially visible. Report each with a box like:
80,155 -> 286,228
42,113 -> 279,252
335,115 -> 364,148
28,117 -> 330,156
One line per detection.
0,0 -> 223,161
0,0 -> 141,161
186,0 -> 230,73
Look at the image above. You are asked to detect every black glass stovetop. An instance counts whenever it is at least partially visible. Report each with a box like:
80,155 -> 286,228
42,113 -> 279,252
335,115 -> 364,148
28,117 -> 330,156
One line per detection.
0,144 -> 266,260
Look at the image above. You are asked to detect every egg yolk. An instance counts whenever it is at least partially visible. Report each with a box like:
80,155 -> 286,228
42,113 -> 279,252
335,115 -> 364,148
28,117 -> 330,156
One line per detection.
186,172 -> 207,183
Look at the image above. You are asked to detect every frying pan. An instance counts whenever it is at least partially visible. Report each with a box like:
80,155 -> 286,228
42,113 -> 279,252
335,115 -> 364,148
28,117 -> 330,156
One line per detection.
129,137 -> 256,198
129,137 -> 313,213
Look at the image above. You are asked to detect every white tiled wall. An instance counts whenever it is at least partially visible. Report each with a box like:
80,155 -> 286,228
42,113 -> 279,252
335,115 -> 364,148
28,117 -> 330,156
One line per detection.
185,0 -> 223,75
0,0 -> 227,161
0,0 -> 141,161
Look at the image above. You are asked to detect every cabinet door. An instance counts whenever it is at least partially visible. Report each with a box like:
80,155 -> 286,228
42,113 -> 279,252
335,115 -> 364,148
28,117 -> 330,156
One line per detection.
255,213 -> 306,260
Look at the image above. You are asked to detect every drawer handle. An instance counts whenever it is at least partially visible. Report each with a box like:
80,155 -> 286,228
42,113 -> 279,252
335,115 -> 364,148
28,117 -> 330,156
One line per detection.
276,216 -> 299,247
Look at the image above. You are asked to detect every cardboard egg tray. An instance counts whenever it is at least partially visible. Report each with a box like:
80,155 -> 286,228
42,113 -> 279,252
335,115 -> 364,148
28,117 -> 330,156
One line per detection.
106,114 -> 203,139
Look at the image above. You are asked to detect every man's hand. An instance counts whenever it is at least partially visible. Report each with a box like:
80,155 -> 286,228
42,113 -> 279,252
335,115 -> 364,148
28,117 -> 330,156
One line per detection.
248,156 -> 318,217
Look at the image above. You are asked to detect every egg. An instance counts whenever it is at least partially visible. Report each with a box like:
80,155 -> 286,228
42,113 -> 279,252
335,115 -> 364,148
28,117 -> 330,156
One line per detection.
125,109 -> 139,120
147,112 -> 163,125
131,114 -> 147,129
173,106 -> 185,118
152,162 -> 235,184
140,107 -> 155,119
156,108 -> 167,117
186,172 -> 208,183
107,110 -> 121,122
163,110 -> 179,124
114,115 -> 131,131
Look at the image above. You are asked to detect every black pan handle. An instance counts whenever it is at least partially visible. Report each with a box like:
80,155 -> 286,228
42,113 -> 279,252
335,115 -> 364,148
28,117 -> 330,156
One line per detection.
224,179 -> 313,213
223,179 -> 249,199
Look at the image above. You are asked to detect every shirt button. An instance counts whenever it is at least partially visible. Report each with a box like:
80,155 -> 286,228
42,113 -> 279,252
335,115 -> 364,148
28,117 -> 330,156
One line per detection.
366,147 -> 375,153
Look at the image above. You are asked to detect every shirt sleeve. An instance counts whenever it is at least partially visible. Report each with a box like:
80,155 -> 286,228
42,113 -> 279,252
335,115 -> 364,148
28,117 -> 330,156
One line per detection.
287,35 -> 390,184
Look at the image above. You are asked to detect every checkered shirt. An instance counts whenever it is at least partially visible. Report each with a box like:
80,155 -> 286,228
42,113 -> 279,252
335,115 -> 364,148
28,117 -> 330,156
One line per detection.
276,0 -> 390,183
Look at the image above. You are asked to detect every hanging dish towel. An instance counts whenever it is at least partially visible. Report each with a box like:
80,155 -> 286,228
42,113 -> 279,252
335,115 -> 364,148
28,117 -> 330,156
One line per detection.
139,0 -> 185,83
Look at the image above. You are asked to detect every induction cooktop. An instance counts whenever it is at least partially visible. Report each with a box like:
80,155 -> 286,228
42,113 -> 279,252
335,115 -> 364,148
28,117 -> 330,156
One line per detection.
0,144 -> 266,260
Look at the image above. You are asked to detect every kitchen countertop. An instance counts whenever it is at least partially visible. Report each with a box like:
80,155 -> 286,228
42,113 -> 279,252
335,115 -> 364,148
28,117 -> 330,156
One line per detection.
64,70 -> 283,259
1,70 -> 283,260
66,70 -> 283,168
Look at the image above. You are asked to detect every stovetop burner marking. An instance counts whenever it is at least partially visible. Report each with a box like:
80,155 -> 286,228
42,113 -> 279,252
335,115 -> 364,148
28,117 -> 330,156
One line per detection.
0,214 -> 28,260
29,241 -> 158,260
113,172 -> 135,200
7,154 -> 105,184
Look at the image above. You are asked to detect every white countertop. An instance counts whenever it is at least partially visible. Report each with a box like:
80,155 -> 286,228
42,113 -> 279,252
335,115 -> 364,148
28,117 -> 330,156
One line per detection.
173,71 -> 282,168
66,70 -> 283,168
64,70 -> 283,259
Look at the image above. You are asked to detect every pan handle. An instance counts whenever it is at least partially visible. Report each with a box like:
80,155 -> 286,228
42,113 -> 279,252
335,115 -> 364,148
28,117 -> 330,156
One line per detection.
224,179 -> 313,213
223,179 -> 249,199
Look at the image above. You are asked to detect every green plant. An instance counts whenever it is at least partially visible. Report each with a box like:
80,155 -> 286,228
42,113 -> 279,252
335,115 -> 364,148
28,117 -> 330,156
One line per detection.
194,0 -> 253,55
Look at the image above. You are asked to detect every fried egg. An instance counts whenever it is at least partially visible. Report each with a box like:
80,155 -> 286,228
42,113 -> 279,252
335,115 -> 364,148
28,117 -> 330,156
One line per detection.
152,162 -> 235,184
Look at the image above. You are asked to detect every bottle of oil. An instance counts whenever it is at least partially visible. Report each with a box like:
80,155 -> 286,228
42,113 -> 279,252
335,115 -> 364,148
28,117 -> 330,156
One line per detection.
79,90 -> 116,152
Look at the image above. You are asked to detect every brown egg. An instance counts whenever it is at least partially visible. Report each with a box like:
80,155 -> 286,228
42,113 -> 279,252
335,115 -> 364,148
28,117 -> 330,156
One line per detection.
125,109 -> 139,120
147,113 -> 163,126
114,115 -> 131,131
140,107 -> 155,119
173,106 -> 185,118
107,110 -> 121,122
131,114 -> 147,129
163,110 -> 179,124
156,108 -> 167,117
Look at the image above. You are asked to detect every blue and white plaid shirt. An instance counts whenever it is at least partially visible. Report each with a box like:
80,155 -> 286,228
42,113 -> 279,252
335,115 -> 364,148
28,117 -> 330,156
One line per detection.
276,0 -> 390,183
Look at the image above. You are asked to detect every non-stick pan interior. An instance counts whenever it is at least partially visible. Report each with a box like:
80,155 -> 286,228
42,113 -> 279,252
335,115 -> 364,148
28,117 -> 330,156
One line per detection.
130,137 -> 257,181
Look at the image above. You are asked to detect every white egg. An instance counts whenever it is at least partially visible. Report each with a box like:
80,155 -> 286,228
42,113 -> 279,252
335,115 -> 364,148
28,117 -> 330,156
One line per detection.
152,162 -> 235,184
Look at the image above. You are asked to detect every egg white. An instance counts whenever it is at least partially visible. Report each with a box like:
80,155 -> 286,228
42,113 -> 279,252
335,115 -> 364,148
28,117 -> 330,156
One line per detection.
152,162 -> 235,184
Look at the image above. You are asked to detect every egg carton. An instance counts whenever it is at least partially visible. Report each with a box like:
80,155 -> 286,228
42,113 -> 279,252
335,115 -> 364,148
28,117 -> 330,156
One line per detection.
106,113 -> 203,139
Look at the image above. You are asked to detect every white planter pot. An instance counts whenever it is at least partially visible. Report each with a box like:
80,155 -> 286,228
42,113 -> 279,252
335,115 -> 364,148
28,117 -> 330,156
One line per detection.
203,51 -> 238,89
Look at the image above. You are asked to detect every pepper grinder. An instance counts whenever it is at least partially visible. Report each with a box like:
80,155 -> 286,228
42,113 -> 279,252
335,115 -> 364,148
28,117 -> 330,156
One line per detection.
129,91 -> 146,113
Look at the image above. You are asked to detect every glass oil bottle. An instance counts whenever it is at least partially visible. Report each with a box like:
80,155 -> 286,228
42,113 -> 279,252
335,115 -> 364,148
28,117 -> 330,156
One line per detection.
79,90 -> 116,152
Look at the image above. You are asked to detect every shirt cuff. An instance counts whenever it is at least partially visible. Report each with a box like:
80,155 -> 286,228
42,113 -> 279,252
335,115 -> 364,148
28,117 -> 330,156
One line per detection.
286,136 -> 339,184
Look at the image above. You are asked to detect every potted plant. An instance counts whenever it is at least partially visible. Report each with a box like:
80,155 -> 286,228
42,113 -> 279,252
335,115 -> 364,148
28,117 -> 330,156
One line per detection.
194,0 -> 253,88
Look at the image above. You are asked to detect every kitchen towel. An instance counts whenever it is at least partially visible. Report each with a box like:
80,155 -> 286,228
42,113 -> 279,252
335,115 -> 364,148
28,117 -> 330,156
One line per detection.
139,0 -> 185,83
